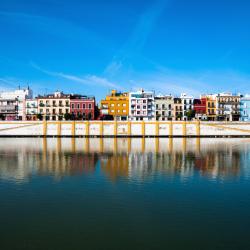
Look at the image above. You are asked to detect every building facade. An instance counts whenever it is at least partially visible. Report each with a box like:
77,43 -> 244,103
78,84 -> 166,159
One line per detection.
25,99 -> 38,120
201,94 -> 217,121
37,91 -> 70,120
70,95 -> 96,120
173,98 -> 182,120
216,93 -> 241,121
180,93 -> 194,120
0,88 -> 33,120
155,95 -> 174,120
100,90 -> 129,120
129,89 -> 155,121
193,98 -> 207,120
0,99 -> 18,120
240,95 -> 250,121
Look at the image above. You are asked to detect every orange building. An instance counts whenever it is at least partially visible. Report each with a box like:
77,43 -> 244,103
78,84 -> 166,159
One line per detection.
201,94 -> 217,121
100,90 -> 129,120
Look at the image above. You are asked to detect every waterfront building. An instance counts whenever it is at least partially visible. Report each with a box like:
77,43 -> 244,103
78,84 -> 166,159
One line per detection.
193,98 -> 207,120
100,90 -> 129,120
0,87 -> 33,120
155,95 -> 174,121
37,91 -> 70,120
70,95 -> 96,120
240,95 -> 250,121
25,99 -> 38,120
216,93 -> 241,121
180,93 -> 194,120
129,89 -> 155,121
201,94 -> 217,121
173,97 -> 182,120
0,98 -> 18,120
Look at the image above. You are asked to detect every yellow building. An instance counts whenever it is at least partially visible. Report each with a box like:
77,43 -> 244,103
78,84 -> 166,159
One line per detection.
202,95 -> 217,121
37,91 -> 70,121
100,90 -> 129,120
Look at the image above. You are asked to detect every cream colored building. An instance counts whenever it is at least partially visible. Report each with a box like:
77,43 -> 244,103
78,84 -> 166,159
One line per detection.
37,91 -> 70,120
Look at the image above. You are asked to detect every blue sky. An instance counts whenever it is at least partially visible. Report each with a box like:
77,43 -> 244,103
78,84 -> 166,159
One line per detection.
1,0 -> 250,100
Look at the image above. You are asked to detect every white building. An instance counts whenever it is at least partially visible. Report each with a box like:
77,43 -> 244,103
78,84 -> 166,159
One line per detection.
180,93 -> 194,120
155,94 -> 174,120
0,87 -> 33,120
129,89 -> 155,121
25,99 -> 38,120
216,93 -> 241,121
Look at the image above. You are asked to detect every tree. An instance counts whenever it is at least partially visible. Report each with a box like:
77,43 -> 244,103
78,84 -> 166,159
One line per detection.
176,113 -> 183,120
77,113 -> 83,120
186,110 -> 196,120
36,113 -> 43,121
64,113 -> 71,121
87,112 -> 92,120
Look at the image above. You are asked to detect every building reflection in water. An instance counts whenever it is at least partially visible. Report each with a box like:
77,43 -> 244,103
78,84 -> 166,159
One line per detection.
0,137 -> 249,183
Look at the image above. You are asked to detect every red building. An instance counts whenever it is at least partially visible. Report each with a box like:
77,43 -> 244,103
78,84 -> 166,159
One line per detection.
193,98 -> 207,120
70,95 -> 96,120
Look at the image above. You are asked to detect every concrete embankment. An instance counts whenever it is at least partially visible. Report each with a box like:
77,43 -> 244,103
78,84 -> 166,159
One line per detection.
0,121 -> 250,137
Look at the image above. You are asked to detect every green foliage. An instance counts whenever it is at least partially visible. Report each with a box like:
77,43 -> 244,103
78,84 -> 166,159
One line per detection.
64,113 -> 72,121
186,110 -> 196,120
36,113 -> 43,121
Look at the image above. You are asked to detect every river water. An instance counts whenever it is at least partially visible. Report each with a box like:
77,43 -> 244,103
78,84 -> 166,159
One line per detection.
0,138 -> 250,250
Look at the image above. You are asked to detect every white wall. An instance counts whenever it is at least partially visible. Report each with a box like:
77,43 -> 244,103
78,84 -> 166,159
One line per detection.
0,121 -> 250,137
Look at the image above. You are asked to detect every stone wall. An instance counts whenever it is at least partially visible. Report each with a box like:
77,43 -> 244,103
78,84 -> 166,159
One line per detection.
0,121 -> 250,137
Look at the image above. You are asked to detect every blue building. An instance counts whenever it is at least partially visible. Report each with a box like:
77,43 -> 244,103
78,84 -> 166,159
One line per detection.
240,95 -> 250,121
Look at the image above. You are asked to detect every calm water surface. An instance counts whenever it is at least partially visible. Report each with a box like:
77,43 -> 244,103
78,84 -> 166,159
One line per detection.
0,138 -> 250,250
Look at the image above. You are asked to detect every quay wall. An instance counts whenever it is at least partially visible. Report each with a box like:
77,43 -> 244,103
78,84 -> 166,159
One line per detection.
1,121 -> 250,137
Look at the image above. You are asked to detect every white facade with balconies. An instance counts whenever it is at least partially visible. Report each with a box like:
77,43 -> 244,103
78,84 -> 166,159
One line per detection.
0,88 -> 33,120
129,89 -> 155,121
180,93 -> 194,120
25,99 -> 38,120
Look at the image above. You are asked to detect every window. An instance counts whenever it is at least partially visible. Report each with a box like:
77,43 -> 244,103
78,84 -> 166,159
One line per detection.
83,104 -> 86,109
77,104 -> 80,109
111,110 -> 114,113
123,110 -> 126,113
66,109 -> 69,113
143,100 -> 146,103
111,103 -> 115,107
137,111 -> 140,114
137,105 -> 140,109
162,104 -> 165,109
71,104 -> 75,109
88,104 -> 92,109
117,103 -> 120,106
122,103 -> 126,107
143,105 -> 146,109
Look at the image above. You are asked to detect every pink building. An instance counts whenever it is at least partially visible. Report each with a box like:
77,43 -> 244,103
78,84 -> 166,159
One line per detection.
70,95 -> 96,120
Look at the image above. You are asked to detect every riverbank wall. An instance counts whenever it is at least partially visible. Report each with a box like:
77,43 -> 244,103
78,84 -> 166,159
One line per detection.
1,121 -> 250,137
